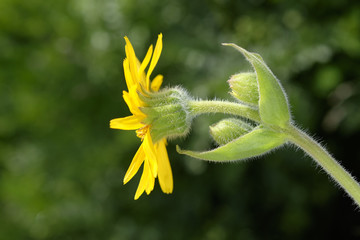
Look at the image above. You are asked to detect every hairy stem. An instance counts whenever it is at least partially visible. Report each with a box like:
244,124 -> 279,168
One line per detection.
188,100 -> 261,123
286,124 -> 360,206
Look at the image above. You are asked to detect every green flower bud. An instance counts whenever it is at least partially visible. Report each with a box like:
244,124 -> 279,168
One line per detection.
210,118 -> 253,145
177,44 -> 291,162
228,72 -> 259,107
223,43 -> 291,127
140,87 -> 193,142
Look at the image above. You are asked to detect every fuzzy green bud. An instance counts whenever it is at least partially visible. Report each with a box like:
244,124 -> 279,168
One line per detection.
228,72 -> 259,107
140,87 -> 193,142
177,44 -> 291,162
223,43 -> 291,127
210,118 -> 253,145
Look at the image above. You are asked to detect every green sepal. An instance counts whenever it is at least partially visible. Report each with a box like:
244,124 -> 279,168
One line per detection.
138,87 -> 193,142
223,43 -> 291,127
149,105 -> 192,142
139,87 -> 191,107
177,126 -> 286,162
140,104 -> 184,124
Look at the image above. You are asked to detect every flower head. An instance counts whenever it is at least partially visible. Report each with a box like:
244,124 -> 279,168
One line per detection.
110,34 -> 173,200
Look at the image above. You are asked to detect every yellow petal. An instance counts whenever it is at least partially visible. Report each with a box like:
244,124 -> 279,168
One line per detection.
150,74 -> 163,92
145,160 -> 155,194
123,145 -> 145,184
139,45 -> 153,90
146,33 -> 163,89
123,90 -> 146,118
124,36 -> 140,84
143,132 -> 158,178
134,160 -> 149,200
134,158 -> 156,200
127,87 -> 143,108
123,59 -> 135,90
156,140 -> 173,194
110,115 -> 144,130
122,91 -> 137,114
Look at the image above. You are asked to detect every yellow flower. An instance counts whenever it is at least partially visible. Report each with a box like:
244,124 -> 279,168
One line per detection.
110,34 -> 173,200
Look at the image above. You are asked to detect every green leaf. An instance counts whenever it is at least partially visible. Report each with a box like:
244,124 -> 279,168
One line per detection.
176,126 -> 286,162
223,44 -> 291,127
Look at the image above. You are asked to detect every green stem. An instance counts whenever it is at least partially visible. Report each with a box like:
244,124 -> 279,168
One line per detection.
285,124 -> 360,206
188,100 -> 261,123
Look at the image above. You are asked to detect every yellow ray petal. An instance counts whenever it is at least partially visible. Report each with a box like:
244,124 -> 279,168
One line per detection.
110,115 -> 144,130
123,145 -> 145,184
143,132 -> 158,178
134,159 -> 151,200
124,36 -> 140,84
123,59 -> 135,90
156,140 -> 173,194
139,45 -> 153,89
145,160 -> 155,194
122,91 -> 138,114
146,33 -> 163,89
128,85 -> 144,107
125,88 -> 140,106
150,74 -> 163,92
123,91 -> 146,118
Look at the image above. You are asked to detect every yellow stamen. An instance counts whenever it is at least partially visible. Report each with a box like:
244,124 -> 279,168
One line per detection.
136,125 -> 150,140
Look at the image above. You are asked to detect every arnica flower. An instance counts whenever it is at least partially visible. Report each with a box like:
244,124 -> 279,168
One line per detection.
110,34 -> 173,200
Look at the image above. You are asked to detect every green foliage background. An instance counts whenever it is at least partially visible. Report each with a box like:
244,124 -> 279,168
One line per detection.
1,0 -> 360,239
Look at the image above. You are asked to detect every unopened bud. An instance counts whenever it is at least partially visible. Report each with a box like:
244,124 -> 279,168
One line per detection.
228,72 -> 259,107
209,118 -> 253,145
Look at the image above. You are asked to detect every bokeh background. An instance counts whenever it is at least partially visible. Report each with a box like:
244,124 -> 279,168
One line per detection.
1,0 -> 360,239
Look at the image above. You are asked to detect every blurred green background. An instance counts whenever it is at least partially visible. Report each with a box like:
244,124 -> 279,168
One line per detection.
1,0 -> 360,239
